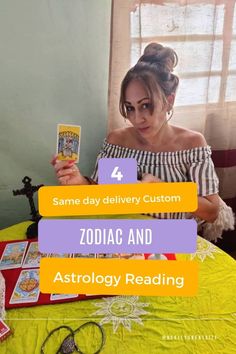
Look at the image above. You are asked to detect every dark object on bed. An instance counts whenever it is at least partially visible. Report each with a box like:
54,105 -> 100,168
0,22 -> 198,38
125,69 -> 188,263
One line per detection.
13,176 -> 43,239
25,221 -> 40,239
41,322 -> 105,354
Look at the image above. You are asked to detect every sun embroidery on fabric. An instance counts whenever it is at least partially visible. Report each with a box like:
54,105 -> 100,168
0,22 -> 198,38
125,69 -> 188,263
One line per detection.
92,296 -> 149,333
190,238 -> 222,262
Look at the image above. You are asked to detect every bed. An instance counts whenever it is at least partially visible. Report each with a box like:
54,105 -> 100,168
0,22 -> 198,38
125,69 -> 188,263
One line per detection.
1,217 -> 236,354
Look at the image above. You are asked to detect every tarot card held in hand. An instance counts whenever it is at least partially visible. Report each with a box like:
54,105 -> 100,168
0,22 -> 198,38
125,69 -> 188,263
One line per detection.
22,242 -> 41,268
10,269 -> 40,304
57,124 -> 81,162
0,242 -> 28,270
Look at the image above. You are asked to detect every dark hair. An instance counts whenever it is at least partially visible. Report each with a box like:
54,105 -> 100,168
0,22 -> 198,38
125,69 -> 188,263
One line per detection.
119,43 -> 179,118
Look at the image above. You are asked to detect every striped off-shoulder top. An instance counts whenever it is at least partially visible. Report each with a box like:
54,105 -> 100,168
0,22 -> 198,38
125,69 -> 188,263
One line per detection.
91,139 -> 219,219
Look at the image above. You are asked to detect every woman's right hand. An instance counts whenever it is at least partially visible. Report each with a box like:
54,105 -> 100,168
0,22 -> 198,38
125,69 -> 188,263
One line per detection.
51,155 -> 88,185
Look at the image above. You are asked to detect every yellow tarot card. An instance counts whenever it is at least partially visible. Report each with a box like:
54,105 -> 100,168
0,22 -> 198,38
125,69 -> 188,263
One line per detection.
57,124 -> 81,162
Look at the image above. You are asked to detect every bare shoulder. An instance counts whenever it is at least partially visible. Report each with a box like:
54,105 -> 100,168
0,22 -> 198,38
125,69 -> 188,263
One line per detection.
107,127 -> 132,146
171,126 -> 207,149
186,130 -> 207,149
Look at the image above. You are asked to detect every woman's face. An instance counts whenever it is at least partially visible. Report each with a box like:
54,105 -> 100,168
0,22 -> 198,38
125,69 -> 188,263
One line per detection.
124,80 -> 167,139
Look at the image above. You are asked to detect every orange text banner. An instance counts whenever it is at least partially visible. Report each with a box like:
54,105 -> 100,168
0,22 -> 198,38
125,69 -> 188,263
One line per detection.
39,182 -> 197,216
40,258 -> 198,296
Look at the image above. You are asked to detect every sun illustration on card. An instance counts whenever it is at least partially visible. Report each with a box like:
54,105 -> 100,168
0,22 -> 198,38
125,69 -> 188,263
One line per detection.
190,238 -> 222,262
92,296 -> 149,333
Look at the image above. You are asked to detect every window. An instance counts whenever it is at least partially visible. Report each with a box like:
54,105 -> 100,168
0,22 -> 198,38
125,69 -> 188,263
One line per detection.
129,1 -> 236,107
109,1 -> 236,133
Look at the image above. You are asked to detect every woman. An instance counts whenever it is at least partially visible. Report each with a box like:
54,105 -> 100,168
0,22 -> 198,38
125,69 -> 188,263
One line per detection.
52,43 -> 220,224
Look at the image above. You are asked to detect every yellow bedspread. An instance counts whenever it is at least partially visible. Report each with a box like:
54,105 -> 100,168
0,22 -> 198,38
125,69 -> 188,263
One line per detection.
0,219 -> 236,354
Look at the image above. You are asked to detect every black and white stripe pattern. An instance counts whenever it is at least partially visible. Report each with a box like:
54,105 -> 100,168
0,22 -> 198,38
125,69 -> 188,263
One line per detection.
91,139 -> 219,219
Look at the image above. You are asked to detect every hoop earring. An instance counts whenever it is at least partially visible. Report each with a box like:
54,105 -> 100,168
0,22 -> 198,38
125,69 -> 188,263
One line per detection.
167,108 -> 174,121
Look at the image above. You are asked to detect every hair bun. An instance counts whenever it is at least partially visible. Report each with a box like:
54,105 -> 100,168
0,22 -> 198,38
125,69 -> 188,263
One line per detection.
139,42 -> 178,73
143,43 -> 163,56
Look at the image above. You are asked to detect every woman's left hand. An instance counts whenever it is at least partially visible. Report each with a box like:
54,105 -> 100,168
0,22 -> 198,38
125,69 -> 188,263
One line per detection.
141,173 -> 162,183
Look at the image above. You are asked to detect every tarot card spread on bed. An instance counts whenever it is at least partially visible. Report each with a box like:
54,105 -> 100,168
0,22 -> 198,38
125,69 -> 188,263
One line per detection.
57,124 -> 81,162
0,320 -> 11,342
0,242 -> 28,270
22,242 -> 41,268
9,269 -> 40,304
50,293 -> 78,301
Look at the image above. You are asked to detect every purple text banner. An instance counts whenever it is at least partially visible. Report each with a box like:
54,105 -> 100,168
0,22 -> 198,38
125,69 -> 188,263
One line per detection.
39,219 -> 197,254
